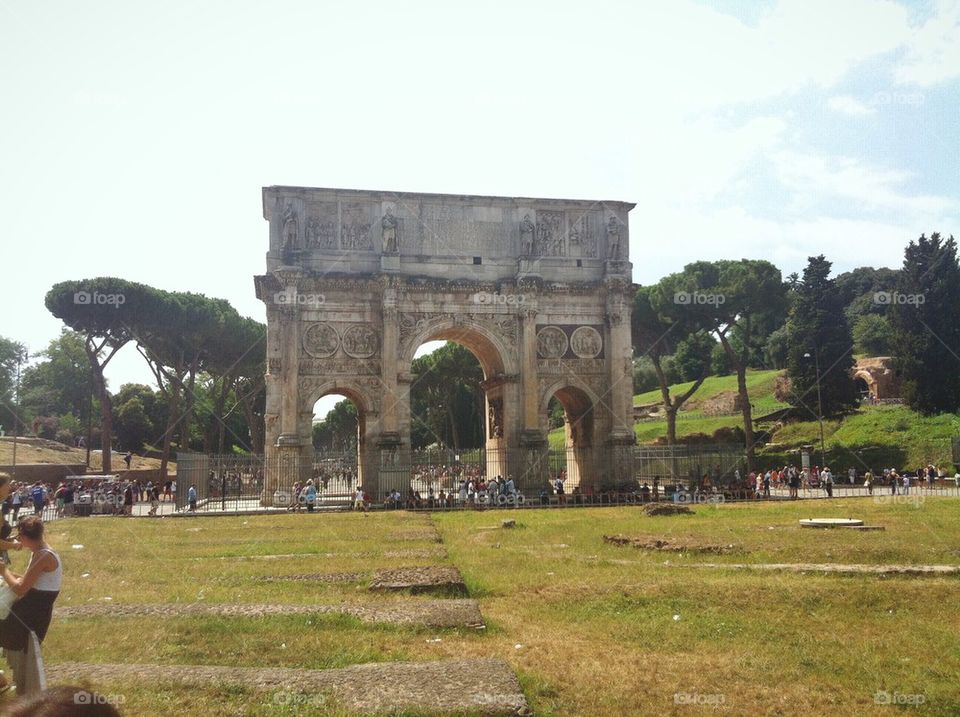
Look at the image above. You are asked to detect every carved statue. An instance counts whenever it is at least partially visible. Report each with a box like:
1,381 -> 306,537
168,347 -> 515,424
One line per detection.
281,203 -> 299,250
488,399 -> 504,439
382,210 -> 399,253
519,214 -> 535,256
606,216 -> 622,259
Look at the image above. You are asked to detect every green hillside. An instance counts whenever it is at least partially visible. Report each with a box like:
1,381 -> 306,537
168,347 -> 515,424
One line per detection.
549,369 -> 960,469
631,369 -> 789,444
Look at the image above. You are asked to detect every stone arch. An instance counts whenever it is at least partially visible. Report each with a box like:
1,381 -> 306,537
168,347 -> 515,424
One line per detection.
257,186 -> 637,503
853,370 -> 876,399
300,379 -> 377,418
540,380 -> 600,492
400,318 -> 516,379
299,379 -> 380,490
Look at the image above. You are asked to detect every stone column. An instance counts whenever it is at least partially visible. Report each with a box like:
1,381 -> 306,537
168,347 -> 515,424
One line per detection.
268,274 -> 306,505
605,284 -> 636,489
517,305 -> 548,494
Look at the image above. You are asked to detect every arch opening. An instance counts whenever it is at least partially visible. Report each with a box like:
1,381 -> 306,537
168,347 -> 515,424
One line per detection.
311,392 -> 366,494
397,329 -> 514,500
544,385 -> 596,494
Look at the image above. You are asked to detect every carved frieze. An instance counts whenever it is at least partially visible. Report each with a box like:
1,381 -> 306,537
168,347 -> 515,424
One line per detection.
570,326 -> 603,358
567,211 -> 597,258
397,311 -> 518,358
302,323 -> 340,358
536,326 -> 568,359
341,202 -> 373,250
537,358 -> 607,375
535,210 -> 565,257
299,357 -> 381,376
301,322 -> 380,361
305,201 -> 338,249
342,325 -> 379,358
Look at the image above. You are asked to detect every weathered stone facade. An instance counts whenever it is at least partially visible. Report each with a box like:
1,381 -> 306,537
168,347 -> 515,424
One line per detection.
254,187 -> 636,502
852,357 -> 900,399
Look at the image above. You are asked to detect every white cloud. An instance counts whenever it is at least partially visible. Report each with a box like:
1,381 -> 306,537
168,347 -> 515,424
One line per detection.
770,150 -> 957,215
895,0 -> 960,86
827,95 -> 876,116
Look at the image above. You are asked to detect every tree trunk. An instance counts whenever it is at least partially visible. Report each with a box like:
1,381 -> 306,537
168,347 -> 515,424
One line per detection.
239,392 -> 264,454
84,344 -> 112,474
159,388 -> 180,482
98,378 -> 113,474
664,404 -> 678,445
718,333 -> 756,472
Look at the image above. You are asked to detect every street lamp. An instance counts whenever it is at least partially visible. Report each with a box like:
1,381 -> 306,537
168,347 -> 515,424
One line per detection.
11,347 -> 28,482
803,350 -> 826,468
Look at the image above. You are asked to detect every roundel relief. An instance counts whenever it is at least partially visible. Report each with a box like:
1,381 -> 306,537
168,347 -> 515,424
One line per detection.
342,324 -> 379,358
536,326 -> 568,359
302,322 -> 340,358
570,326 -> 603,358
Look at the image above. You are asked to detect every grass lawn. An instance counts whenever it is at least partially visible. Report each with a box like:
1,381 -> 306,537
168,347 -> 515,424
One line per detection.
20,501 -> 960,715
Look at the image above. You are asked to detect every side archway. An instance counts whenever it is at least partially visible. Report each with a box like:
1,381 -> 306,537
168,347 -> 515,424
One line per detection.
299,379 -> 380,491
540,381 -> 600,493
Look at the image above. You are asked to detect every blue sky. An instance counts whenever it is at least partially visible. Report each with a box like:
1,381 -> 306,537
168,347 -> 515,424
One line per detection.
2,0 -> 958,403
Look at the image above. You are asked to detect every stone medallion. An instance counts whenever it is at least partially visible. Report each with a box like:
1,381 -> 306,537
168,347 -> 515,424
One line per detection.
536,326 -> 568,359
570,326 -> 602,358
302,322 -> 340,358
342,324 -> 379,358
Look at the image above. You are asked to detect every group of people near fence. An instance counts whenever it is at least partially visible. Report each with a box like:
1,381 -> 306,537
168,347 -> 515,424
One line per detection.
743,463 -> 952,500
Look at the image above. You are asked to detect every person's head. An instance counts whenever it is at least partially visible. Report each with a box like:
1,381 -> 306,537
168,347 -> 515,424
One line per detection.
3,686 -> 122,716
0,472 -> 11,502
17,514 -> 45,549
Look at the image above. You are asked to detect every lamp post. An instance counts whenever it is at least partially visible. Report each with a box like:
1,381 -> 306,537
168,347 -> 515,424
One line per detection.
11,346 -> 27,482
803,350 -> 826,468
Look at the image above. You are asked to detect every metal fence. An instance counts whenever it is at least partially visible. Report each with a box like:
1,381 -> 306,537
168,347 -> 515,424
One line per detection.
163,447 -> 960,514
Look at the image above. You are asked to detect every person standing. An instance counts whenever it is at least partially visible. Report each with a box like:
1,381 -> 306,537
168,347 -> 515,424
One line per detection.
122,482 -> 134,516
304,480 -> 317,513
148,484 -> 160,516
10,486 -> 21,523
187,484 -> 197,512
864,469 -> 874,495
0,516 -> 61,696
353,485 -> 367,513
821,467 -> 833,498
29,484 -> 44,517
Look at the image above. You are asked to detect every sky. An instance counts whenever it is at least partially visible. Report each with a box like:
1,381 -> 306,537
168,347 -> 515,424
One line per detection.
2,0 -> 958,416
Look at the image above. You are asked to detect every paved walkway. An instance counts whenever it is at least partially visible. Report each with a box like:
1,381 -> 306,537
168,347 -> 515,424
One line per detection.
56,599 -> 486,628
46,658 -> 528,716
671,562 -> 960,576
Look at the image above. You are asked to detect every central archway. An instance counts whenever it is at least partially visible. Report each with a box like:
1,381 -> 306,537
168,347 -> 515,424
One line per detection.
393,322 -> 518,497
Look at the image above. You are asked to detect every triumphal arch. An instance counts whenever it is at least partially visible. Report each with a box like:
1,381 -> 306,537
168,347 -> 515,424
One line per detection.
254,186 -> 635,503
